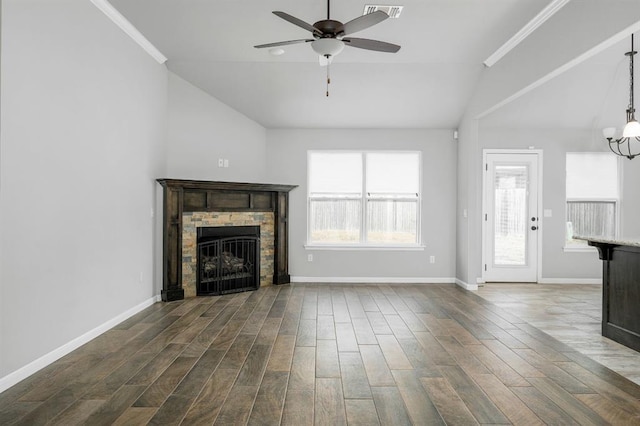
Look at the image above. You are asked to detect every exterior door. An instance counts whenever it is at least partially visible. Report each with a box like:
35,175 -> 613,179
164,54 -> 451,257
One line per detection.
483,151 -> 540,282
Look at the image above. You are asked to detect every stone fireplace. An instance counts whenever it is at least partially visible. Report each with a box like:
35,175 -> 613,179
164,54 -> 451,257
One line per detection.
183,213 -> 273,297
157,179 -> 297,302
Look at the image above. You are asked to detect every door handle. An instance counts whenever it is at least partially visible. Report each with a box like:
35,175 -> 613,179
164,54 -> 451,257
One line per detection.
531,226 -> 538,231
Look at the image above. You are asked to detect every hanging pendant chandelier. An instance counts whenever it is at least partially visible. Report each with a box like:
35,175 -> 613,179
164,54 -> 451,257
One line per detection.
603,34 -> 640,159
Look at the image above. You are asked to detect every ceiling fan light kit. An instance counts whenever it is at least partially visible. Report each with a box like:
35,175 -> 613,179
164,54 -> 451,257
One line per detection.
604,33 -> 640,160
312,38 -> 345,57
254,0 -> 401,95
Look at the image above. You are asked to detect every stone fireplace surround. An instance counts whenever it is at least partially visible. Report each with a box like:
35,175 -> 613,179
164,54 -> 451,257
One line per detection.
183,211 -> 274,298
157,179 -> 297,302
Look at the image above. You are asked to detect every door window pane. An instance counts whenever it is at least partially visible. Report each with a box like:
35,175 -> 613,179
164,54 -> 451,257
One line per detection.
494,165 -> 528,266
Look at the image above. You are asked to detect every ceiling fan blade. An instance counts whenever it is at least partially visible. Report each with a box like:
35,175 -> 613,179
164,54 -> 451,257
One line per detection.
339,10 -> 388,36
254,39 -> 314,49
273,11 -> 322,36
343,37 -> 400,53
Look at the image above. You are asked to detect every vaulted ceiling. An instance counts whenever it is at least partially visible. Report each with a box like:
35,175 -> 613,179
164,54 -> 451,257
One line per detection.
109,0 -> 640,130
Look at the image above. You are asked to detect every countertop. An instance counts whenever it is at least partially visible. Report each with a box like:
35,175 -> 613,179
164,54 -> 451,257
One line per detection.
573,235 -> 640,248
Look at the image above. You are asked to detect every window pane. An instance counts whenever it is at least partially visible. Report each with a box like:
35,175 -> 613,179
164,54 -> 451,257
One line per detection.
565,152 -> 618,247
566,201 -> 616,244
366,153 -> 419,197
367,200 -> 417,243
494,165 -> 528,266
309,199 -> 361,243
309,152 -> 362,196
566,153 -> 618,199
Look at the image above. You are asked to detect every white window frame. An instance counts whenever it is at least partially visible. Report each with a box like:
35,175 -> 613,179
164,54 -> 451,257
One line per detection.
564,153 -> 621,252
306,150 -> 424,250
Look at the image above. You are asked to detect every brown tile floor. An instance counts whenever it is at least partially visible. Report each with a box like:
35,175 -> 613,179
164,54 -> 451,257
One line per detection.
476,282 -> 640,385
1,283 -> 640,425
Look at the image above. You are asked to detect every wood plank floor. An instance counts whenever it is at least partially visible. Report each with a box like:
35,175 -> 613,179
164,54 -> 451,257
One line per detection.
476,283 -> 640,386
2,283 -> 640,425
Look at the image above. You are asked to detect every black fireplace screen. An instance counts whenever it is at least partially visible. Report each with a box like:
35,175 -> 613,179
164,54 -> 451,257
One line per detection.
197,226 -> 260,296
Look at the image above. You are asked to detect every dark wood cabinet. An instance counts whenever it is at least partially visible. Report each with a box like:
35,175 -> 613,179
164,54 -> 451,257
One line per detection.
589,240 -> 640,352
157,179 -> 297,302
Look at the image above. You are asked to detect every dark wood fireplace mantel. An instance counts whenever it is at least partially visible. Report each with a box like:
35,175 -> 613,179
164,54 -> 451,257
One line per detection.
157,179 -> 297,302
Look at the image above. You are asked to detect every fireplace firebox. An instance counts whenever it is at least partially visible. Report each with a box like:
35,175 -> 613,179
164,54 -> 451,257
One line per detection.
197,226 -> 260,295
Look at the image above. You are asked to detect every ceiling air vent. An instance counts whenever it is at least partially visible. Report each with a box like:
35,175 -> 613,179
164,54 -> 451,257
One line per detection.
363,5 -> 403,19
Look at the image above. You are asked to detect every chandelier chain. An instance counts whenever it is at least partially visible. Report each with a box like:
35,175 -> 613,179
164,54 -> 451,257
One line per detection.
629,34 -> 635,115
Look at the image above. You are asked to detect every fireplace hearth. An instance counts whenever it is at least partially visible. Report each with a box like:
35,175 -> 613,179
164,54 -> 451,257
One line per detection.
197,226 -> 260,295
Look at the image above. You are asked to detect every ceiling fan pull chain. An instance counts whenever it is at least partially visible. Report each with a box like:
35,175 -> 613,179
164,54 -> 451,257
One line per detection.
326,56 -> 331,97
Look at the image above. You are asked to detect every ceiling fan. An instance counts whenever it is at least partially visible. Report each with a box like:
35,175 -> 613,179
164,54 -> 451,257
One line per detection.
254,0 -> 401,65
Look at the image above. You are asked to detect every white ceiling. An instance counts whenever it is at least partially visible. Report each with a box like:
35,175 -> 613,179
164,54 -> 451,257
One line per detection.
108,0 -> 634,129
481,35 -> 634,130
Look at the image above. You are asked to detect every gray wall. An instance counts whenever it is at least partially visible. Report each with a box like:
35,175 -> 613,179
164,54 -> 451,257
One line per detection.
266,129 -> 457,280
0,0 -> 278,384
455,2 -> 640,285
455,120 -> 476,285
477,127 -> 610,280
166,73 -> 267,182
0,0 -> 168,378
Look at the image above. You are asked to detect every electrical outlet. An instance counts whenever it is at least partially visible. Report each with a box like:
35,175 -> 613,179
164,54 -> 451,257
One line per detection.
223,159 -> 229,168
430,256 -> 435,264
218,158 -> 224,167
307,254 -> 313,262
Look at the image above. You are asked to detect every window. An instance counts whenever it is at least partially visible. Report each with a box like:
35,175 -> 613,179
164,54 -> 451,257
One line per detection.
565,152 -> 619,247
308,151 -> 420,246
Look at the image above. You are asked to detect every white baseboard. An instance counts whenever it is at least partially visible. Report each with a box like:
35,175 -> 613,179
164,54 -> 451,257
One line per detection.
290,276 -> 456,284
538,278 -> 602,284
0,294 -> 161,394
455,278 -> 478,291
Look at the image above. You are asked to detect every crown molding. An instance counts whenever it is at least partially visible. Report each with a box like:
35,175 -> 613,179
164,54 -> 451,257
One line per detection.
484,0 -> 571,67
90,0 -> 167,64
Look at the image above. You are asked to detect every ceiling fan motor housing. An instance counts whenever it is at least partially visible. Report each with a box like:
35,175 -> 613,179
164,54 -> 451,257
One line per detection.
313,20 -> 344,37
